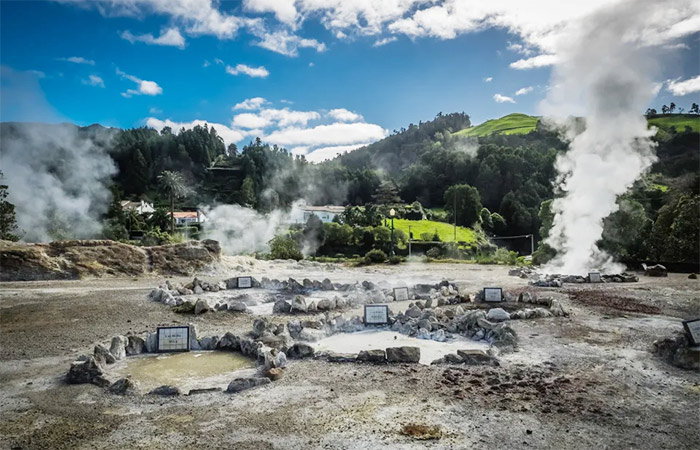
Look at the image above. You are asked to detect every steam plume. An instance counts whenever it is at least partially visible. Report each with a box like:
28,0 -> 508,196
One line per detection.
539,0 -> 689,274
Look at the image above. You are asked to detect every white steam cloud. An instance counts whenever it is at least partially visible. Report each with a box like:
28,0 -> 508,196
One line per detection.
540,0 -> 676,275
1,123 -> 118,242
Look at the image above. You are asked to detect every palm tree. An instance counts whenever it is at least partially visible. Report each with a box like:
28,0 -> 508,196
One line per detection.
157,171 -> 188,234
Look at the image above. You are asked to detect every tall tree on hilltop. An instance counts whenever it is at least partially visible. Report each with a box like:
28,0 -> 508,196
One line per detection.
157,171 -> 188,233
0,171 -> 21,241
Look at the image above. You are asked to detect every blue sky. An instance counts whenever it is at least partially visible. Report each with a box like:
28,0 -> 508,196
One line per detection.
1,1 -> 698,162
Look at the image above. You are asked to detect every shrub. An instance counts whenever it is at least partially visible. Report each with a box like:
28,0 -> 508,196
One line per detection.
142,229 -> 175,246
269,235 -> 303,261
364,249 -> 388,264
426,247 -> 441,259
419,232 -> 433,242
388,255 -> 402,265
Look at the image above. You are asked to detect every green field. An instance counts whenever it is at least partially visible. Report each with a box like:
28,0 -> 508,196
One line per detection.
391,219 -> 477,243
648,114 -> 700,134
453,113 -> 538,137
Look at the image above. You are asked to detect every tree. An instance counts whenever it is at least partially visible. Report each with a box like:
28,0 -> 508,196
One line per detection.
240,176 -> 255,206
690,103 -> 700,115
157,171 -> 188,233
645,108 -> 657,116
661,104 -> 669,114
443,184 -> 482,227
669,102 -> 676,114
0,172 -> 21,241
372,181 -> 402,205
269,235 -> 303,261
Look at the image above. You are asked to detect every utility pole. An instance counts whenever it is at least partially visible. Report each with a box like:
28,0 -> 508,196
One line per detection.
453,191 -> 457,242
389,208 -> 396,257
530,234 -> 534,256
408,225 -> 412,258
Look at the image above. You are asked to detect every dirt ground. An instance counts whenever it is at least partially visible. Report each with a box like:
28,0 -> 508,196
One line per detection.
1,260 -> 699,450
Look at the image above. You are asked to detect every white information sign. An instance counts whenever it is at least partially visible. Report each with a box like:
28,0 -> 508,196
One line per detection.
588,272 -> 602,283
157,326 -> 190,352
683,319 -> 700,346
237,276 -> 252,288
393,287 -> 409,302
483,287 -> 503,302
364,305 -> 389,325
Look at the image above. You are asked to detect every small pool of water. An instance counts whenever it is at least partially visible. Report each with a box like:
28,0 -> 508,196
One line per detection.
311,330 -> 489,365
112,351 -> 256,391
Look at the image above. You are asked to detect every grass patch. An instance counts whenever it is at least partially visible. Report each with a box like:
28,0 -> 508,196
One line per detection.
648,114 -> 700,134
392,219 -> 476,243
453,113 -> 538,137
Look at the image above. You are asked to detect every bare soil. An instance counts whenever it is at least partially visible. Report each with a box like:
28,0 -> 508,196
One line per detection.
1,260 -> 699,449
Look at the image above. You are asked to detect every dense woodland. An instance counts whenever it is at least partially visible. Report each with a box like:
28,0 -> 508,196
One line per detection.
0,110 -> 698,265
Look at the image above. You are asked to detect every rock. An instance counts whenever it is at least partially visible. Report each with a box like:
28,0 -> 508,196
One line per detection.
549,299 -> 568,317
306,301 -> 317,312
405,305 -> 422,319
425,298 -> 433,309
149,385 -> 181,396
322,279 -> 334,290
418,319 -> 432,331
688,273 -> 698,279
67,356 -> 108,386
335,297 -> 347,309
252,318 -> 270,338
644,264 -> 668,277
126,336 -> 145,356
109,336 -> 127,360
194,298 -> 210,315
457,349 -> 498,365
173,300 -> 195,314
273,299 -> 292,314
216,332 -> 240,351
94,344 -> 116,364
226,377 -> 271,393
188,387 -> 222,395
263,349 -> 287,369
324,352 -> 357,363
287,320 -> 303,339
386,346 -> 420,363
198,336 -> 219,350
298,328 -> 326,342
215,303 -> 228,311
287,343 -> 314,358
486,308 -> 510,322
357,349 -> 387,363
265,367 -> 284,380
229,301 -> 247,312
362,280 -> 375,290
317,298 -> 334,311
433,329 -> 447,342
144,332 -> 158,353
291,295 -> 307,313
653,333 -> 700,371
301,320 -> 324,329
109,377 -> 140,395
193,285 -> 204,294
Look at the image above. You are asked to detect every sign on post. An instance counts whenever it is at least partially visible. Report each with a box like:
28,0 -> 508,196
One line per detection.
482,287 -> 503,302
237,276 -> 252,288
682,319 -> 700,346
588,272 -> 602,283
156,326 -> 190,352
364,305 -> 389,325
393,287 -> 409,302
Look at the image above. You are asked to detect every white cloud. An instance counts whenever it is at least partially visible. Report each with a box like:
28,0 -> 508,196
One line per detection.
510,54 -> 558,70
247,26 -> 326,56
203,60 -> 211,67
515,86 -> 533,96
58,56 -> 95,65
483,76 -> 493,82
328,108 -> 362,122
373,36 -> 397,47
146,118 -> 246,145
232,113 -> 271,129
149,107 -> 162,114
507,41 -> 533,56
226,64 -> 269,78
120,27 -> 185,48
309,62 -> 315,67
265,122 -> 387,147
82,75 -> 105,87
666,75 -> 700,96
116,68 -> 163,97
304,144 -> 365,162
493,93 -> 515,103
234,97 -> 268,110
244,0 -> 298,26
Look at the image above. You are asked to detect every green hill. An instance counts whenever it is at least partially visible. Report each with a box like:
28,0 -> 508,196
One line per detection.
392,219 -> 477,243
453,113 -> 539,137
648,114 -> 700,137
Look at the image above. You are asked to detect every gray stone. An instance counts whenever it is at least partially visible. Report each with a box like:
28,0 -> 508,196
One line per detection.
126,336 -> 145,356
67,356 -> 107,386
317,298 -> 336,311
386,346 -> 420,363
306,301 -> 317,312
194,298 -> 209,315
324,352 -> 357,362
229,301 -> 247,312
149,385 -> 181,396
418,319 -> 433,331
405,305 -> 422,318
298,328 -> 326,342
94,344 -> 116,364
322,279 -> 334,290
109,336 -> 127,360
198,336 -> 219,350
215,302 -> 228,311
226,377 -> 271,393
109,377 -> 140,395
301,320 -> 324,329
644,264 -> 668,277
288,343 -> 314,358
273,299 -> 292,314
457,349 -> 498,365
486,308 -> 511,322
144,332 -> 158,353
287,320 -> 302,338
193,285 -> 204,295
217,332 -> 240,351
291,295 -> 307,313
357,349 -> 386,363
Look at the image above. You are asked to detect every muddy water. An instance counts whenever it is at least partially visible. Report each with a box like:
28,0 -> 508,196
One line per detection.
311,330 -> 489,365
112,351 -> 256,391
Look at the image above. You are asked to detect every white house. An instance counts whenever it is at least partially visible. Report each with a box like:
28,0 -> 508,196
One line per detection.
120,200 -> 155,215
171,210 -> 208,226
288,204 -> 345,224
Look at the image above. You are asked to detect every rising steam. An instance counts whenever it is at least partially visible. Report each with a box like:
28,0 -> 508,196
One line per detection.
539,0 -> 688,274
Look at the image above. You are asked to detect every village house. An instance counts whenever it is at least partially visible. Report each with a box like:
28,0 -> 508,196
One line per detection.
170,211 -> 208,226
288,204 -> 345,224
120,200 -> 155,215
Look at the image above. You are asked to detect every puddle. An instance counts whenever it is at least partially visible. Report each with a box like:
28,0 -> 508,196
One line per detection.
111,351 -> 256,391
311,330 -> 489,365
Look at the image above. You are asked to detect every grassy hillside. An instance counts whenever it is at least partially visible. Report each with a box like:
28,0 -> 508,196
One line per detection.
391,219 -> 477,243
453,113 -> 539,137
648,114 -> 700,135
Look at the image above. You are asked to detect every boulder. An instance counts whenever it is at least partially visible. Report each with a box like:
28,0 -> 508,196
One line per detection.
263,350 -> 287,369
457,349 -> 498,365
194,298 -> 209,315
324,352 -> 357,363
287,343 -> 314,358
298,328 -> 326,342
193,285 -> 204,295
149,385 -> 181,396
653,333 -> 700,371
173,300 -> 195,314
291,295 -> 307,313
357,349 -> 387,363
67,356 -> 109,386
144,332 -> 158,353
273,299 -> 292,314
198,336 -> 219,350
306,301 -> 317,312
335,297 -> 347,309
94,344 -> 116,364
265,367 -> 284,381
215,303 -> 229,311
644,264 -> 668,277
229,301 -> 247,312
226,377 -> 271,393
109,377 -> 140,395
549,299 -> 568,317
322,279 -> 334,290
689,273 -> 698,280
109,336 -> 128,360
486,308 -> 510,322
217,332 -> 241,351
287,320 -> 303,339
405,305 -> 422,319
126,336 -> 145,356
386,346 -> 420,363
